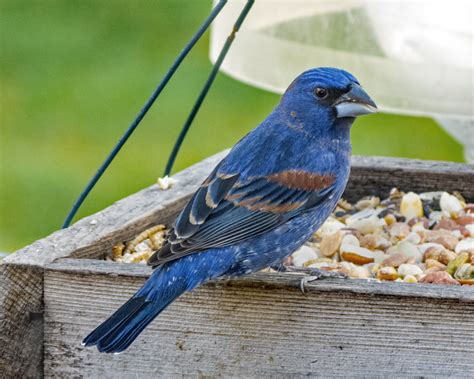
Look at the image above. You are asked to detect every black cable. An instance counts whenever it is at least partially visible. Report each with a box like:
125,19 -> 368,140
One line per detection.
62,0 -> 228,228
163,0 -> 255,177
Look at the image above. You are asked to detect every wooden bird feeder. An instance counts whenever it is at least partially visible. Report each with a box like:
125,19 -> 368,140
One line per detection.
2,152 -> 474,377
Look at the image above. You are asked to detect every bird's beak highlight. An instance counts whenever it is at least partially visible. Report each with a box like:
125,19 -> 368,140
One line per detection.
334,83 -> 377,118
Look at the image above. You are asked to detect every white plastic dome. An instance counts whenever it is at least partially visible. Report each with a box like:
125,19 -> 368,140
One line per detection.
210,0 -> 474,161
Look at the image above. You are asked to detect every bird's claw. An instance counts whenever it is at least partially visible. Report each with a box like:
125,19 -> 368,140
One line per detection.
300,275 -> 319,294
268,265 -> 347,293
286,267 -> 347,294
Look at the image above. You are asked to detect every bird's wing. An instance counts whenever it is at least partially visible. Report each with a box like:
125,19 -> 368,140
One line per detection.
148,166 -> 336,267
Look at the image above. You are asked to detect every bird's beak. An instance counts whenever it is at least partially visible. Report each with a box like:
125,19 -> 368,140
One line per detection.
334,83 -> 377,118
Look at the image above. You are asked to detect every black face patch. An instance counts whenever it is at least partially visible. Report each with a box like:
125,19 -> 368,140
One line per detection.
313,86 -> 351,106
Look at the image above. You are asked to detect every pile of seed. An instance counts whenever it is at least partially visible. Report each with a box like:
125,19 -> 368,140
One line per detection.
110,225 -> 167,264
111,189 -> 473,286
291,189 -> 473,285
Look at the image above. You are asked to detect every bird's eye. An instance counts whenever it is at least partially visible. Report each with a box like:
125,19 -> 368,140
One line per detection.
314,87 -> 328,99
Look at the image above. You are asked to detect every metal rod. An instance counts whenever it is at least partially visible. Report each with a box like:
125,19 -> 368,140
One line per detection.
163,0 -> 255,177
62,0 -> 228,228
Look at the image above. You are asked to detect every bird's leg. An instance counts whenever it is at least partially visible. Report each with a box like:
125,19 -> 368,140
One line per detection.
283,266 -> 347,294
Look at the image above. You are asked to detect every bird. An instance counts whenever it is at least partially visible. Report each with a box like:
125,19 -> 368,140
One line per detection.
82,67 -> 377,353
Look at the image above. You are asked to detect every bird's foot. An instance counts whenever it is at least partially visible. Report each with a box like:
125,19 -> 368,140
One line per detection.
283,266 -> 347,294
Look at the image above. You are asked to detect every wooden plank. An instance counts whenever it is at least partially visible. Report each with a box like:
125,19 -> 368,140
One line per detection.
43,268 -> 474,378
348,156 -> 474,202
48,258 -> 474,302
0,264 -> 43,378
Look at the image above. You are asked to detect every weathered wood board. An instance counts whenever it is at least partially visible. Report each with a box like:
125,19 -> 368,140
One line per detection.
1,152 -> 474,378
43,260 -> 474,378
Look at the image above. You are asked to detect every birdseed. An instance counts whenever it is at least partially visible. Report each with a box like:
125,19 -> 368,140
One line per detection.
111,188 -> 473,285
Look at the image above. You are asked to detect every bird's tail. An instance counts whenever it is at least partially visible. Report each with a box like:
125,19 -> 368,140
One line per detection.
82,293 -> 174,353
82,251 -> 230,353
83,263 -> 189,353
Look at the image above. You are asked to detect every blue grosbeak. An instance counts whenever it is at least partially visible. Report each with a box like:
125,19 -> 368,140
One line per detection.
83,67 -> 377,353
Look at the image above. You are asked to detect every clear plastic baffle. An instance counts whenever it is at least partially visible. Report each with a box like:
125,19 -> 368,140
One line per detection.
210,0 -> 473,162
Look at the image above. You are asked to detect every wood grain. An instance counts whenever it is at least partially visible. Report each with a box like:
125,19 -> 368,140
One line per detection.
48,259 -> 474,302
0,264 -> 43,378
347,156 -> 474,202
43,267 -> 474,378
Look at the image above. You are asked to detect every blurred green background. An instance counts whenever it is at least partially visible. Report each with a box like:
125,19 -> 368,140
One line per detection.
0,0 -> 464,253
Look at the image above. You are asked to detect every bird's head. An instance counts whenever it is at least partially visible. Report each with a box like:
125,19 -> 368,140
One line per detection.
280,67 -> 377,138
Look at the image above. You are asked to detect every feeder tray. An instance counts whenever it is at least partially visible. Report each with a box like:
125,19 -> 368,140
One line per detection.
2,152 -> 473,378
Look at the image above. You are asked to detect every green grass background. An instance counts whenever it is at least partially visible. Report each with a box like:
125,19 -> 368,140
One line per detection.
0,1 -> 463,252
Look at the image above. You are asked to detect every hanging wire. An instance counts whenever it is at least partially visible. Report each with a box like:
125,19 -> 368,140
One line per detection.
62,0 -> 228,228
164,0 -> 255,177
